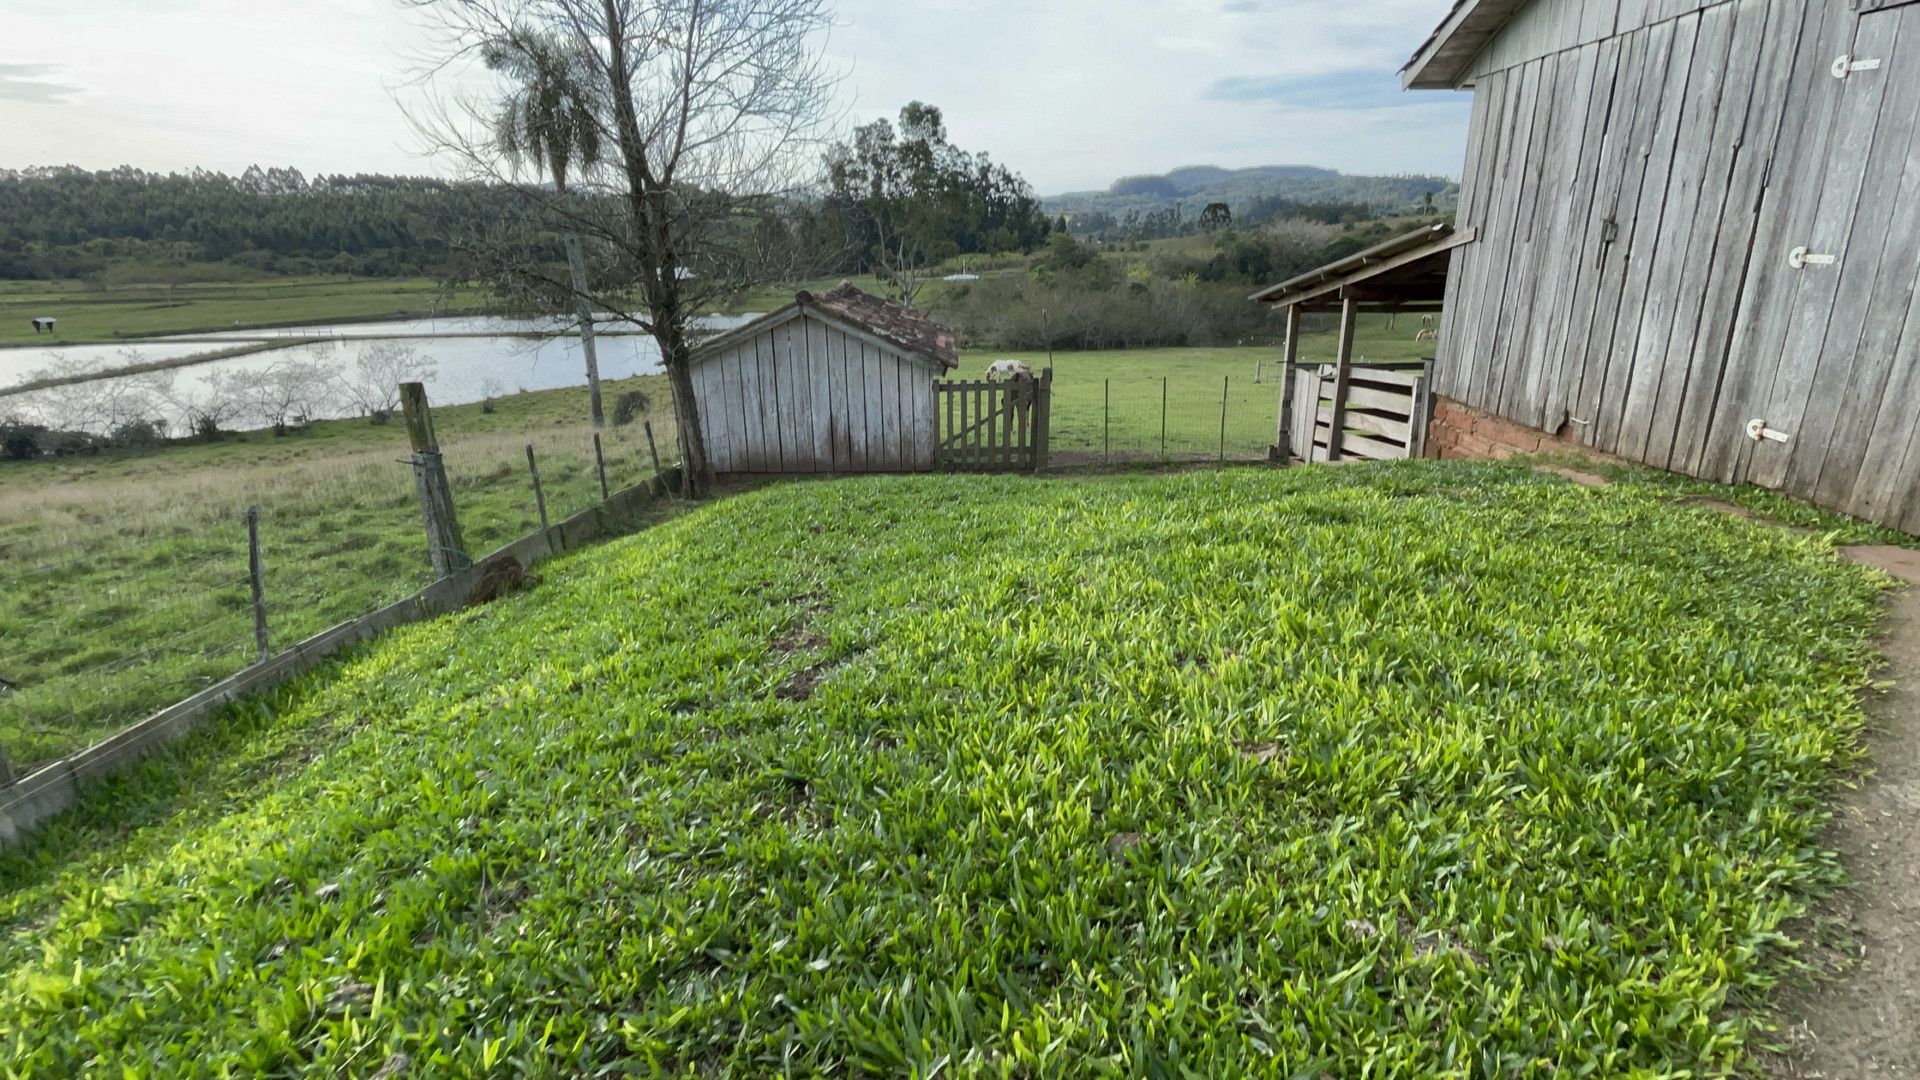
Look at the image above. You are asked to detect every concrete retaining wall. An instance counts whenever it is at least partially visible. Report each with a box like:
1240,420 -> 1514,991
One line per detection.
0,467 -> 684,849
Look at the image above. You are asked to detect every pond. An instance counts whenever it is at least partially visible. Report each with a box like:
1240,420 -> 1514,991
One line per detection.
1,314 -> 756,433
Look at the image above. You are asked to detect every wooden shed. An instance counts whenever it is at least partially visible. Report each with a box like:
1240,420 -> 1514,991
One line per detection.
689,283 -> 957,474
1404,0 -> 1920,531
1252,224 -> 1467,463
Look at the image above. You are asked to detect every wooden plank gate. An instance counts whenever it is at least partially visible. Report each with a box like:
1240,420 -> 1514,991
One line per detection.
1284,361 -> 1433,463
935,368 -> 1052,472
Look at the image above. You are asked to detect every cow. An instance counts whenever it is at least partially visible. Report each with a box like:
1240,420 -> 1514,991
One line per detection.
984,359 -> 1032,383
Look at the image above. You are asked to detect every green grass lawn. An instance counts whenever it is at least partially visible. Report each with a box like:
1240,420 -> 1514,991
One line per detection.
0,463 -> 1890,1075
0,277 -> 489,346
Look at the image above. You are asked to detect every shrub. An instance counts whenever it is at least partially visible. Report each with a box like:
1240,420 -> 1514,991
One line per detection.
612,390 -> 651,427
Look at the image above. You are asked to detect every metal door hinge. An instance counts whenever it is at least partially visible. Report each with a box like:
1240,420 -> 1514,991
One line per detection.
1832,54 -> 1883,79
1788,246 -> 1838,269
1748,419 -> 1792,444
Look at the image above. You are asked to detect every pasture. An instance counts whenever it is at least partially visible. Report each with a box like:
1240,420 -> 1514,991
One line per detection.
4,334 -> 1899,776
0,373 -> 682,769
0,464 -> 1889,1075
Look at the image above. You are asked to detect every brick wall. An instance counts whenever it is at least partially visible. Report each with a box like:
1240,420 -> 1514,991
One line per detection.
1425,397 -> 1616,462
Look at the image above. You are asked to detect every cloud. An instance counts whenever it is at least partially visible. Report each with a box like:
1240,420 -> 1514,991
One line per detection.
0,62 -> 83,104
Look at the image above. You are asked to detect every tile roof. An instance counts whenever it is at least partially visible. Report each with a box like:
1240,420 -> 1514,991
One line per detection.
800,282 -> 958,370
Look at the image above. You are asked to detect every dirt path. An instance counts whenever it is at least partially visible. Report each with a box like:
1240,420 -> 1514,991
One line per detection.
1771,545 -> 1920,1076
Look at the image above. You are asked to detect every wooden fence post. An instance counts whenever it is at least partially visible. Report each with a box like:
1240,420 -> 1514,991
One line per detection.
1160,377 -> 1168,461
245,506 -> 269,663
643,420 -> 664,480
1103,378 -> 1111,464
593,433 -> 610,501
0,741 -> 14,788
1274,305 -> 1301,463
1219,375 -> 1230,462
401,382 -> 467,578
525,444 -> 549,532
1032,368 -> 1052,473
1327,298 -> 1359,462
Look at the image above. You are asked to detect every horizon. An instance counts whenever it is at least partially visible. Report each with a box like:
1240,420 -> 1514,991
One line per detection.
0,159 -> 1464,200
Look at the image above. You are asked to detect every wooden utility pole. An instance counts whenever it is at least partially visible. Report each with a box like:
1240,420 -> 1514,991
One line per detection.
245,506 -> 269,663
565,234 -> 607,430
401,382 -> 468,578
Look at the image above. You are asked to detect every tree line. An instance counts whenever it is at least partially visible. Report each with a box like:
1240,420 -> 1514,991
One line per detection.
0,166 -> 540,280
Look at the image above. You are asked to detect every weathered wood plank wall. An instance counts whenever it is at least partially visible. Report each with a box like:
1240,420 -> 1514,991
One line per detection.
691,314 -> 941,474
1440,0 -> 1920,531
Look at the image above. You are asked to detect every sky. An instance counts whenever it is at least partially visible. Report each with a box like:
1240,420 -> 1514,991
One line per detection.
0,0 -> 1470,195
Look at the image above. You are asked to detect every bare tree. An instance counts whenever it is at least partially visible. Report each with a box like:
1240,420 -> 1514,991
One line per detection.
238,355 -> 338,435
14,354 -> 172,435
484,28 -> 609,429
339,342 -> 439,423
159,370 -> 249,442
407,0 -> 838,498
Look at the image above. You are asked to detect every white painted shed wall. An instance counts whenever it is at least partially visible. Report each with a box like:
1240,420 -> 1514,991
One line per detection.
690,311 -> 939,474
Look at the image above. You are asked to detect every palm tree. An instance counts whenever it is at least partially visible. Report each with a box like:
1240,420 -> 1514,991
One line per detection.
485,29 -> 609,428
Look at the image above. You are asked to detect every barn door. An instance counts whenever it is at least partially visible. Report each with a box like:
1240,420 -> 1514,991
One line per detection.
1702,2 -> 1904,496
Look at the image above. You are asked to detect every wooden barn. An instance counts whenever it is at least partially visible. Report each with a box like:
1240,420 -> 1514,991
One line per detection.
1398,0 -> 1920,531
689,283 -> 958,474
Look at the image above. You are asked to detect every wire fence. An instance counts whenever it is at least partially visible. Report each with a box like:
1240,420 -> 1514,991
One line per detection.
0,408 -> 678,782
1044,372 -> 1282,467
0,363 -> 1287,783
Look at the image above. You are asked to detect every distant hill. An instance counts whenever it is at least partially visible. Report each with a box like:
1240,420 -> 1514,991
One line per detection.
1044,164 -> 1457,224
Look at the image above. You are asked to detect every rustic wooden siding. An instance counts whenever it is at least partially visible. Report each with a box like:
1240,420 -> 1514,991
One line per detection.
690,312 -> 941,473
1439,0 -> 1920,531
1460,0 -> 1769,83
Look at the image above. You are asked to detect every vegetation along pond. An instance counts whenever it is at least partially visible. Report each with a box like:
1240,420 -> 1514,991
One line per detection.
0,313 -> 755,434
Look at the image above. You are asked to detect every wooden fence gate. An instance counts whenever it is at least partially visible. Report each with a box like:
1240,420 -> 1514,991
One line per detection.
1284,361 -> 1433,463
935,368 -> 1052,472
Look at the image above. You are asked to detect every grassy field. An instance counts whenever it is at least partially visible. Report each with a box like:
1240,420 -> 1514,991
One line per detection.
0,276 -> 489,346
949,310 -> 1436,462
5,332 -> 1902,777
0,464 -> 1890,1074
0,372 -> 684,771
0,339 -> 1347,774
